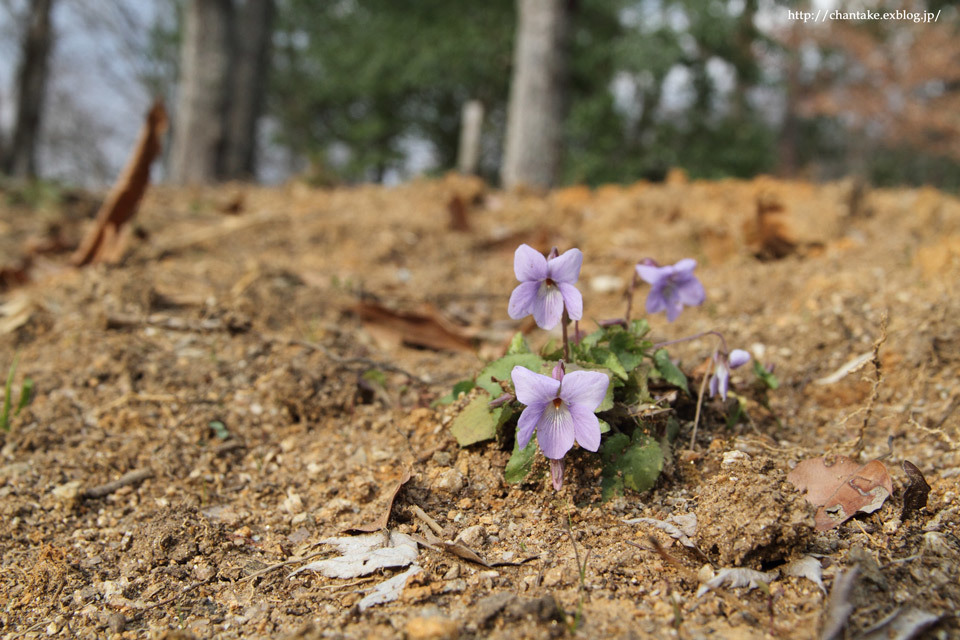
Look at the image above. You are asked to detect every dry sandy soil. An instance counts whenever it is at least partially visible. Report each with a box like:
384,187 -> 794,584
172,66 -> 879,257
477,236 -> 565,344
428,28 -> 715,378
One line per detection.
0,173 -> 958,639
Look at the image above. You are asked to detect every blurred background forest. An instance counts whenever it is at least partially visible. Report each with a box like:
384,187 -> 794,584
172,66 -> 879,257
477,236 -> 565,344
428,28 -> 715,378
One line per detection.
0,0 -> 958,192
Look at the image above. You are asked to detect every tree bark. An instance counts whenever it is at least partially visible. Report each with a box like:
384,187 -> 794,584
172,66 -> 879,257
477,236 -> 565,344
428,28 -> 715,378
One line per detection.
457,100 -> 484,175
4,0 -> 56,179
222,0 -> 274,180
169,0 -> 234,185
501,0 -> 568,190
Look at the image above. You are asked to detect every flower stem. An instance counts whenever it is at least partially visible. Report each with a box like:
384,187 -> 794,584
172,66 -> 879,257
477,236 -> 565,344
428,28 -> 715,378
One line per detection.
654,330 -> 728,354
689,359 -> 711,450
561,309 -> 570,361
624,271 -> 641,323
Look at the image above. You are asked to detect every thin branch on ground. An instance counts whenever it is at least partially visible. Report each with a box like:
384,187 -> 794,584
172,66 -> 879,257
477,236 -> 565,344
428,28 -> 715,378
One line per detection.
851,311 -> 888,456
82,468 -> 153,499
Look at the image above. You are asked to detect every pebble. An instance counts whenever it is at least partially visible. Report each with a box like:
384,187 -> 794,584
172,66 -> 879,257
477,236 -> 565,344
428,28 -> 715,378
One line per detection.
455,525 -> 485,548
542,567 -> 564,587
589,275 -> 625,293
106,613 -> 126,634
721,450 -> 750,466
404,616 -> 459,640
433,469 -> 464,494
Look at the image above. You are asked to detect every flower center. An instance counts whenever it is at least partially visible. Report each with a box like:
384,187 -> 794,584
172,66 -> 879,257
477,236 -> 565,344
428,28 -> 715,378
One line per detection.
552,397 -> 563,408
544,278 -> 556,287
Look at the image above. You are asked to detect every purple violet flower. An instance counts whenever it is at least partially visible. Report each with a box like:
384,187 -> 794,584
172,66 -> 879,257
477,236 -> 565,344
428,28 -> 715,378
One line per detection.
635,258 -> 706,322
511,361 -> 609,490
709,349 -> 751,400
508,244 -> 584,330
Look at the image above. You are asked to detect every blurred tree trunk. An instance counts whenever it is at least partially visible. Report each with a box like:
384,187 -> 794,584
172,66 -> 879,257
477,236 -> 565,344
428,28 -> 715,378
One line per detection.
4,0 -> 56,179
169,0 -> 234,185
501,0 -> 568,190
222,0 -> 274,180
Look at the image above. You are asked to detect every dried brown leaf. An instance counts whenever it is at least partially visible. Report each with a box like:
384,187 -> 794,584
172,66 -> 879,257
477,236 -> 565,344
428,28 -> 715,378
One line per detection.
787,456 -> 893,531
900,460 -> 930,521
354,301 -> 476,352
72,100 -> 168,266
344,467 -> 411,533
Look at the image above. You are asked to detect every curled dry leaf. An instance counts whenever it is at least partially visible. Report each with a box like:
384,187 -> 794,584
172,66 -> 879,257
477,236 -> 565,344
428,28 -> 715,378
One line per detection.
695,567 -> 778,598
787,456 -> 893,531
900,460 -> 930,521
624,514 -> 698,548
344,466 -> 412,533
289,531 -> 418,579
354,301 -> 476,352
821,567 -> 858,640
358,566 -> 422,611
784,555 -> 825,593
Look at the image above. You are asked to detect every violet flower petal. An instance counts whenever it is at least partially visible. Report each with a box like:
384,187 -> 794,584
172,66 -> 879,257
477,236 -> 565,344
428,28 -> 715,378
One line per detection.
558,370 -> 609,409
517,402 -> 546,449
730,349 -> 751,369
676,277 -> 706,306
535,404 -> 576,459
508,281 -> 539,319
714,365 -> 730,400
709,373 -> 719,398
557,282 -> 583,321
665,297 -> 684,322
514,244 -> 548,281
532,284 -> 564,329
546,248 -> 583,284
511,366 -> 560,406
635,263 -> 664,284
568,404 -> 602,452
674,258 -> 698,273
645,287 -> 667,314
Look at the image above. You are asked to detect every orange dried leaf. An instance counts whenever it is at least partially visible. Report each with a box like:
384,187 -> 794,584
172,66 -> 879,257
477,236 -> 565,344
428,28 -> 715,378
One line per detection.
354,301 -> 476,352
787,456 -> 893,531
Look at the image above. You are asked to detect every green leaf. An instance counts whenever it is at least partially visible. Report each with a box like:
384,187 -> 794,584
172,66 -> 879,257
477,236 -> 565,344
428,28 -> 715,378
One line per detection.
209,420 -> 230,440
434,380 -> 476,406
504,439 -> 538,484
653,349 -> 689,394
579,329 -> 604,348
726,393 -> 746,428
600,474 -> 624,501
506,332 -> 532,355
629,319 -> 651,338
599,432 -> 664,498
598,419 -> 611,434
752,360 -> 779,390
449,393 -> 502,446
476,354 -> 544,398
609,332 -> 644,372
1,355 -> 18,433
15,378 -> 33,416
620,437 -> 664,493
590,347 -> 628,381
362,369 -> 387,387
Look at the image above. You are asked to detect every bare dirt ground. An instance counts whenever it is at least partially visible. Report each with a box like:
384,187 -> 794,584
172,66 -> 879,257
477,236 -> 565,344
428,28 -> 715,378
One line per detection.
0,173 -> 958,639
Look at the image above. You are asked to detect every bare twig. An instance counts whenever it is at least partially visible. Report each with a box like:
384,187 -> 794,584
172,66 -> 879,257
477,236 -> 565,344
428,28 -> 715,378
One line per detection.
852,312 -> 888,455
238,551 -> 326,583
82,468 -> 153,499
689,363 -> 711,450
141,577 -> 214,610
280,336 -> 430,386
410,504 -> 445,538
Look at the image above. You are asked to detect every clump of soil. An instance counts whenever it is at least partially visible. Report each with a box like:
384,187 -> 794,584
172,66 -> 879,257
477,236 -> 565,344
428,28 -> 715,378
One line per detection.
695,455 -> 816,566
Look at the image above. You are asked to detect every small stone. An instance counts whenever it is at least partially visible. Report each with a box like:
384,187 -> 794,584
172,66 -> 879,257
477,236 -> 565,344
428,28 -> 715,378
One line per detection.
405,616 -> 459,640
433,469 -> 464,494
52,481 -> 82,506
443,564 -> 460,580
455,525 -> 485,548
106,613 -> 126,634
542,567 -> 564,587
589,275 -> 625,293
698,564 -> 715,584
281,490 -> 303,514
722,451 -> 750,466
432,451 -> 452,467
